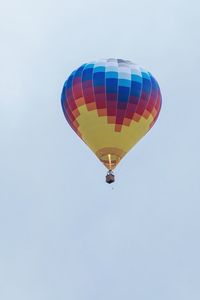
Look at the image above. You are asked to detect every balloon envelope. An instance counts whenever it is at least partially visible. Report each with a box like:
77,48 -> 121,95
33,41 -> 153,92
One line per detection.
61,58 -> 162,170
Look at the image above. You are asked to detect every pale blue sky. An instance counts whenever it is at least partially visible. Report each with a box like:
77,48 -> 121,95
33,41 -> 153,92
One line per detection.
0,0 -> 200,299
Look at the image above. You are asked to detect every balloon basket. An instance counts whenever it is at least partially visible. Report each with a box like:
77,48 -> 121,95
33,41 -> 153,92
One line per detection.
106,170 -> 115,184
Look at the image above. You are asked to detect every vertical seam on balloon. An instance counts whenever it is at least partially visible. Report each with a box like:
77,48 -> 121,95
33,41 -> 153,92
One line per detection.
80,63 -> 88,108
115,59 -> 122,130
63,73 -> 75,128
72,64 -> 85,103
106,58 -> 118,122
137,71 -> 153,122
105,59 -> 109,119
92,61 -> 97,113
111,58 -> 118,121
146,74 -> 159,117
90,62 -> 96,111
145,72 -> 153,113
120,61 -> 132,128
92,59 -> 106,116
69,71 -> 78,117
131,67 -> 145,122
149,80 -> 160,129
71,65 -> 86,125
153,86 -> 162,125
126,64 -> 143,122
71,68 -> 78,114
68,71 -> 81,133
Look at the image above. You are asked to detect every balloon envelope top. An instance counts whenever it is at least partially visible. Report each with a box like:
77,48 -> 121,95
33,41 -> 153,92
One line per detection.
61,58 -> 162,170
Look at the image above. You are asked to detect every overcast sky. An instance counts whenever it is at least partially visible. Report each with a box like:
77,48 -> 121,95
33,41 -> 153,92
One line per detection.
0,0 -> 200,299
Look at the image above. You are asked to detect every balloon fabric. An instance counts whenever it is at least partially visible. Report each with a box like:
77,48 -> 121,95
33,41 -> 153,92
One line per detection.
61,58 -> 162,171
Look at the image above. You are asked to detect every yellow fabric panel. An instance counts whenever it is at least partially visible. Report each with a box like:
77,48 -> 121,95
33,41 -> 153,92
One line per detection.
76,105 -> 154,169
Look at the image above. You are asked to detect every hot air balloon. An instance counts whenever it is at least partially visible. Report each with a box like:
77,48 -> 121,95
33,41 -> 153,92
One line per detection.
61,58 -> 162,183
